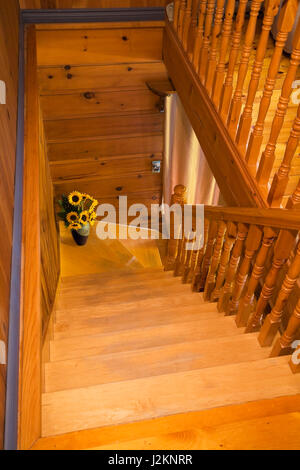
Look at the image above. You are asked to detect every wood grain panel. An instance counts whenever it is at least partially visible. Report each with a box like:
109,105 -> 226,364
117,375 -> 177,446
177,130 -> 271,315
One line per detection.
41,89 -> 160,119
38,22 -> 166,216
104,190 -> 162,211
0,0 -> 19,450
19,25 -> 60,450
48,134 -> 163,162
41,356 -> 300,435
54,172 -> 162,200
45,113 -> 164,142
50,153 -> 162,181
38,62 -> 168,94
39,119 -> 60,339
20,0 -> 169,8
19,25 -> 41,450
36,27 -> 163,66
31,394 -> 300,450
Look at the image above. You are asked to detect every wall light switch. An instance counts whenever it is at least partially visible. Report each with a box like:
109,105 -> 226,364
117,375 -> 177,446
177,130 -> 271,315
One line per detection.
0,80 -> 6,104
152,161 -> 161,174
0,341 -> 6,365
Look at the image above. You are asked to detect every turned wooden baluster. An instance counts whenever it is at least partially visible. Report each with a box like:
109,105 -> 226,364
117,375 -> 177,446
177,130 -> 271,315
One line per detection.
203,220 -> 226,300
268,105 -> 300,207
165,184 -> 187,271
258,239 -> 300,346
270,297 -> 300,357
182,0 -> 193,49
245,0 -> 298,170
226,225 -> 262,316
211,222 -> 237,302
173,0 -> 181,30
178,0 -> 187,39
192,0 -> 208,70
192,218 -> 209,290
196,219 -> 218,291
219,0 -> 248,122
256,19 -> 300,188
187,0 -> 200,59
174,233 -> 188,276
217,223 -> 248,312
235,0 -> 281,152
182,232 -> 195,283
235,227 -> 277,327
286,178 -> 300,209
198,0 -> 216,81
227,0 -> 263,137
205,0 -> 226,95
289,343 -> 300,373
245,229 -> 297,333
212,0 -> 236,107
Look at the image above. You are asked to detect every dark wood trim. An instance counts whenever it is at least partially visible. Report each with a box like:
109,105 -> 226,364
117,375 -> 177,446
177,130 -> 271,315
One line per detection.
21,7 -> 165,24
4,11 -> 24,452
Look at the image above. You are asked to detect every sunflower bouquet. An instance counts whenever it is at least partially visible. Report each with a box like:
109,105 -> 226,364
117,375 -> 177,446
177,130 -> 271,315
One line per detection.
58,191 -> 98,231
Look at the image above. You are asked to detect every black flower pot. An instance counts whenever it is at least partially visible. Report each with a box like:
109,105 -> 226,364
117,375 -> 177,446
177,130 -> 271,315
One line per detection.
71,223 -> 90,246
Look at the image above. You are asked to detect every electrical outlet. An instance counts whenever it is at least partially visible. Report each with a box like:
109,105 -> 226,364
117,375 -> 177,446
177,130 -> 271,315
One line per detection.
0,341 -> 6,365
0,80 -> 6,104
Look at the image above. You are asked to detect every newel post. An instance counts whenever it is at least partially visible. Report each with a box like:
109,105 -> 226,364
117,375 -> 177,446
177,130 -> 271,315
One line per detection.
164,184 -> 187,271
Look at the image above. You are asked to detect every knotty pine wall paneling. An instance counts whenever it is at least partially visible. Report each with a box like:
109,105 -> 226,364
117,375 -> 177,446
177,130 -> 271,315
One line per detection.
37,22 -> 167,210
0,0 -> 19,450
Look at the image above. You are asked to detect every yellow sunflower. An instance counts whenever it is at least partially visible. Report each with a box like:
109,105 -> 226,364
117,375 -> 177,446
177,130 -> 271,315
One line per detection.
89,211 -> 97,226
82,193 -> 93,200
89,199 -> 99,213
66,212 -> 79,224
79,210 -> 90,225
68,191 -> 83,206
69,222 -> 82,231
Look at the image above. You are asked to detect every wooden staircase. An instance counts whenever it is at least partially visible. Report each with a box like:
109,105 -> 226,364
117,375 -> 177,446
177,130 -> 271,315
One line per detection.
40,235 -> 300,443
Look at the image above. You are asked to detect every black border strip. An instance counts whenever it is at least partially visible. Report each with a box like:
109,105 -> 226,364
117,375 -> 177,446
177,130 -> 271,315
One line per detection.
22,7 -> 165,24
4,12 -> 25,451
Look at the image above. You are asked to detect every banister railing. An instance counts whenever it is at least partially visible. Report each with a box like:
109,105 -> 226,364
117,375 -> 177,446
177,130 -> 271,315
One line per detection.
170,0 -> 300,208
165,184 -> 300,374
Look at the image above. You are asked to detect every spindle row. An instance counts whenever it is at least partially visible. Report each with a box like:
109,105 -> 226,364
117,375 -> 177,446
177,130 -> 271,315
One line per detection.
171,0 -> 300,207
165,184 -> 300,373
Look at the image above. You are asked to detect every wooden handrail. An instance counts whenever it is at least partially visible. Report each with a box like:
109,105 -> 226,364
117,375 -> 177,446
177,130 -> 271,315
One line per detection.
202,206 -> 300,230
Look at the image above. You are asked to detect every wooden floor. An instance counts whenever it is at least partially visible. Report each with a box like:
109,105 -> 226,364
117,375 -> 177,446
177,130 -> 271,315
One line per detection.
38,229 -> 300,449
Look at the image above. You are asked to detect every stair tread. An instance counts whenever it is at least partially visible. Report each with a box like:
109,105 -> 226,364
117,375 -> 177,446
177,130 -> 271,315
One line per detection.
55,280 -> 199,313
55,291 -> 210,321
42,356 -> 300,437
51,316 -> 243,360
53,303 -> 232,339
44,333 -> 271,393
60,267 -> 166,287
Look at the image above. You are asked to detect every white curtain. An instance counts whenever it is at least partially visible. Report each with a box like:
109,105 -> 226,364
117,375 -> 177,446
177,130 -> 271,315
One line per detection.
164,94 -> 221,206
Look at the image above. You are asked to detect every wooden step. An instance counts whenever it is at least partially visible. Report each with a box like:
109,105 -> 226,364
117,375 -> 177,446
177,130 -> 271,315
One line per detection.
55,291 -> 209,323
55,278 -> 196,314
53,303 -> 230,340
50,316 -> 243,362
44,334 -> 271,393
60,267 -> 166,288
42,356 -> 300,436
